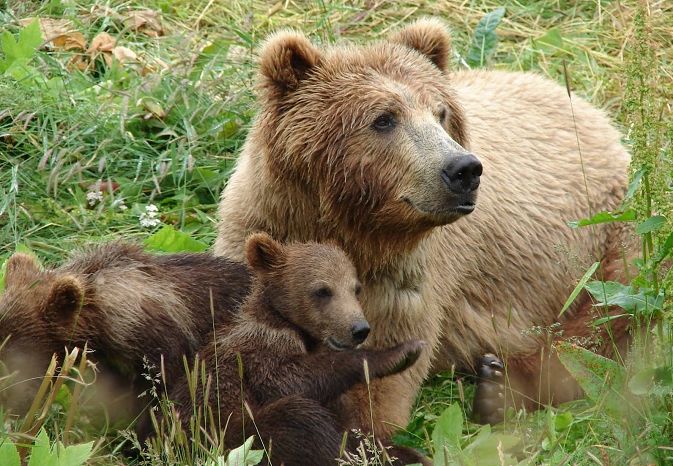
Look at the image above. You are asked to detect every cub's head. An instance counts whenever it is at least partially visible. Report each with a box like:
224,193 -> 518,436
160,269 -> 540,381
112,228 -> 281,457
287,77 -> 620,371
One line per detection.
0,253 -> 85,416
252,18 -> 481,241
245,232 -> 369,350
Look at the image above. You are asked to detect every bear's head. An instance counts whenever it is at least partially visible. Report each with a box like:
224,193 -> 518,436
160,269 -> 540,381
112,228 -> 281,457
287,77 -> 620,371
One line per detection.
245,232 -> 369,350
0,253 -> 85,415
252,18 -> 481,244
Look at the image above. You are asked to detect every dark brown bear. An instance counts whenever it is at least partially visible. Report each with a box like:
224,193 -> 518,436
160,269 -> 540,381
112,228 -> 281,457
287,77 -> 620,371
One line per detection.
165,233 -> 428,466
0,242 -> 252,419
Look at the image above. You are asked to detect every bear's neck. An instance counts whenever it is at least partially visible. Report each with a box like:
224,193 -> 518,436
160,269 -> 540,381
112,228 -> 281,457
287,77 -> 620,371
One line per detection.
216,142 -> 436,275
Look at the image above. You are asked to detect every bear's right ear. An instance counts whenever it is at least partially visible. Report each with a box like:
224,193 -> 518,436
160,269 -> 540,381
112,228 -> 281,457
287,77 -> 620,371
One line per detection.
387,18 -> 452,72
44,275 -> 85,323
246,232 -> 286,274
4,253 -> 41,289
258,30 -> 322,99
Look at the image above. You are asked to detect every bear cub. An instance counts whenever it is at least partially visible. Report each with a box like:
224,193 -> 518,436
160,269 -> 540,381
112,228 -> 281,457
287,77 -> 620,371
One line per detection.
0,242 -> 252,419
164,233 -> 428,466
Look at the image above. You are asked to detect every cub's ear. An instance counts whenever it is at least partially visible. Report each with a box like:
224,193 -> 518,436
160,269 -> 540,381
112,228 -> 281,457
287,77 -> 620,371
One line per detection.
246,232 -> 286,274
4,253 -> 41,289
258,30 -> 322,98
387,17 -> 452,72
45,275 -> 85,323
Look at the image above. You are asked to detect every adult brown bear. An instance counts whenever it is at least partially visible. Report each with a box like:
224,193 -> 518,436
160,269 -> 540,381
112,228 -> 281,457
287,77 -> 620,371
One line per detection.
214,19 -> 631,432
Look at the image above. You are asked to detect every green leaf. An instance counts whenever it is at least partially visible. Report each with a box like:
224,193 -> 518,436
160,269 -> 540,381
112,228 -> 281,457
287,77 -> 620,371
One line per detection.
532,29 -> 566,55
28,429 -> 53,466
432,403 -> 463,466
567,209 -> 636,228
143,225 -> 208,253
559,262 -> 598,317
625,167 -> 646,200
554,412 -> 573,431
0,437 -> 21,466
18,19 -> 43,57
466,8 -> 506,68
55,440 -> 94,466
628,367 -> 656,395
653,231 -> 673,265
584,280 -> 663,314
1,30 -> 21,65
635,215 -> 665,234
556,341 -> 625,419
226,436 -> 263,466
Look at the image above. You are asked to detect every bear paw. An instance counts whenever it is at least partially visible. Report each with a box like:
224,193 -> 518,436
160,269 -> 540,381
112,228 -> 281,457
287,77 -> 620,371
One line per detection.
472,353 -> 506,425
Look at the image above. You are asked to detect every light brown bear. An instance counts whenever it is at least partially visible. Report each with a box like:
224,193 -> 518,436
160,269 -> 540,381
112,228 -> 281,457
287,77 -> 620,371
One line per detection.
165,232 -> 428,466
0,242 -> 252,419
214,18 -> 632,432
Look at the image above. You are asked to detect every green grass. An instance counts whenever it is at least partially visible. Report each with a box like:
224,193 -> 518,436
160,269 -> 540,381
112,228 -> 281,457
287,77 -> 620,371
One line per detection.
1,0 -> 672,464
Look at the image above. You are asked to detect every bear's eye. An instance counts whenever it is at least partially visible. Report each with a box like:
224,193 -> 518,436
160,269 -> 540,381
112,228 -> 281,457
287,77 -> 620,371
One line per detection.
438,106 -> 449,125
315,287 -> 333,298
355,284 -> 362,297
372,113 -> 396,132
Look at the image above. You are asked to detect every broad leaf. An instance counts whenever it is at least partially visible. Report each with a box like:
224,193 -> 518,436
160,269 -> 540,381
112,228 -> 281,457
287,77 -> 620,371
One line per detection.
226,436 -> 263,466
466,8 -> 506,67
0,438 -> 20,466
556,342 -> 625,419
635,215 -> 665,235
143,225 -> 208,253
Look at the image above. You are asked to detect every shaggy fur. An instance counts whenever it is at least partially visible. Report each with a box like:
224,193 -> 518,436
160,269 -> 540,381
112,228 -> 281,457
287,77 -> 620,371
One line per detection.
0,242 -> 252,418
214,19 -> 632,433
166,233 -> 428,466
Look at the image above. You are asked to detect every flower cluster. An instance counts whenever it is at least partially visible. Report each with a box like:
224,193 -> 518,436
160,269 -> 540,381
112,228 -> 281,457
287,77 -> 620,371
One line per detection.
139,204 -> 161,228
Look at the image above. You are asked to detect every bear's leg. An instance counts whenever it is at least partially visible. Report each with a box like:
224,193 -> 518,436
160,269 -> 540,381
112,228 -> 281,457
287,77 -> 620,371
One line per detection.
473,299 -> 633,424
244,395 -> 343,466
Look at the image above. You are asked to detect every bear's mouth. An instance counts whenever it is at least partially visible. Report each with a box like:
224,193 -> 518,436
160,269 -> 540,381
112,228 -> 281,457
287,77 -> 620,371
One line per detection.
327,337 -> 354,351
402,196 -> 476,217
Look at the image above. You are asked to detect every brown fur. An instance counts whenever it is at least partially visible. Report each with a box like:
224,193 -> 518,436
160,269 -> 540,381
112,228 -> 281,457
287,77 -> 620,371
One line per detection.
0,242 -> 252,418
165,233 -> 428,466
214,17 -> 632,434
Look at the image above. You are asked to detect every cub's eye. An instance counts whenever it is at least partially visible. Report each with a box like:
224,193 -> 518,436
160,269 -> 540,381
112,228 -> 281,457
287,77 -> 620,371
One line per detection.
372,114 -> 396,132
355,284 -> 363,296
315,287 -> 333,298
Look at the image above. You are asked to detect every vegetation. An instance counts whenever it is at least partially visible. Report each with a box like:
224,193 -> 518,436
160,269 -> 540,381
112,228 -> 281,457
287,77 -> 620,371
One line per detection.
1,0 -> 671,464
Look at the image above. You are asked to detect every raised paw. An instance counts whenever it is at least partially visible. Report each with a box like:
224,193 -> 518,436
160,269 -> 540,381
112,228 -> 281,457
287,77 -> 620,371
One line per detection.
472,353 -> 506,425
389,339 -> 426,375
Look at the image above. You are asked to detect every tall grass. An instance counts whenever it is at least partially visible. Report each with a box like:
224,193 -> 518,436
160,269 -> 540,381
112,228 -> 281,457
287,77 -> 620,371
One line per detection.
1,0 -> 672,464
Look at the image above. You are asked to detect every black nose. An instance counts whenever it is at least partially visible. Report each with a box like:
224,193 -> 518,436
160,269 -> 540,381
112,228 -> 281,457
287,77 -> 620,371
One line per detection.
351,321 -> 370,345
442,154 -> 482,194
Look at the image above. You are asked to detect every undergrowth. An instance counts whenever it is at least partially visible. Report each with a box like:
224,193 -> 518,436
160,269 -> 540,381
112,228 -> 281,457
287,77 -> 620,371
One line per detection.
0,0 -> 672,465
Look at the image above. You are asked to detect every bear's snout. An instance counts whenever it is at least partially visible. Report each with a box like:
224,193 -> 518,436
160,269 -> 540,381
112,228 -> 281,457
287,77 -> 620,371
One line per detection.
350,321 -> 371,345
441,153 -> 482,195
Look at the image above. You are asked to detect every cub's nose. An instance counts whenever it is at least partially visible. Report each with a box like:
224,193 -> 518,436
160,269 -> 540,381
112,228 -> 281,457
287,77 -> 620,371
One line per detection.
442,154 -> 482,193
351,321 -> 371,345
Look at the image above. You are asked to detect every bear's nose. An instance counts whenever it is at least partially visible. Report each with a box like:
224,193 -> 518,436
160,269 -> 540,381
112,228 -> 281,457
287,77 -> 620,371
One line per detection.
442,154 -> 482,193
351,321 -> 371,345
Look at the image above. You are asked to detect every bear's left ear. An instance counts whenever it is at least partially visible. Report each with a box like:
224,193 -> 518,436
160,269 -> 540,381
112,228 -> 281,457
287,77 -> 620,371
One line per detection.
44,275 -> 85,324
258,30 -> 322,98
387,17 -> 452,72
246,232 -> 286,275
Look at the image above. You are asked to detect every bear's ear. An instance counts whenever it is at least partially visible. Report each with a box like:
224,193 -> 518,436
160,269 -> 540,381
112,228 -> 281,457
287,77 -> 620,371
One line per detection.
246,232 -> 286,274
4,253 -> 41,289
258,30 -> 322,98
44,275 -> 85,323
387,18 -> 452,72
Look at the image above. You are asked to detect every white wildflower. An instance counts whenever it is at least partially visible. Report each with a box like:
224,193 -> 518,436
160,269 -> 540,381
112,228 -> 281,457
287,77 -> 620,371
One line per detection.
139,204 -> 161,228
86,191 -> 104,206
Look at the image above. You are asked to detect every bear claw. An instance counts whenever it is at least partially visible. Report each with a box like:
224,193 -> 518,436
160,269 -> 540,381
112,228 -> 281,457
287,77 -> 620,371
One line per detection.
472,353 -> 507,425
